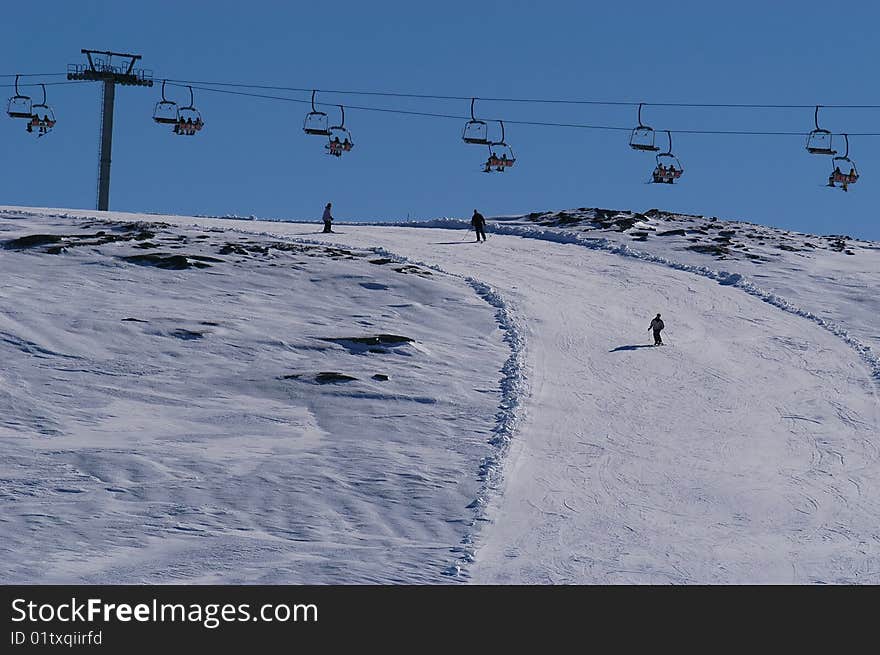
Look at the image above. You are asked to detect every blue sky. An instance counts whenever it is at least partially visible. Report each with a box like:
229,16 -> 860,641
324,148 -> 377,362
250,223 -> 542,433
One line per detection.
2,0 -> 879,240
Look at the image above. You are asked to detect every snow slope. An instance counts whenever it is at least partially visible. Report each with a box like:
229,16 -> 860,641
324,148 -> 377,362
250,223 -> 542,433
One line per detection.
385,208 -> 880,365
2,206 -> 878,584
496,208 -> 880,366
0,212 -> 508,583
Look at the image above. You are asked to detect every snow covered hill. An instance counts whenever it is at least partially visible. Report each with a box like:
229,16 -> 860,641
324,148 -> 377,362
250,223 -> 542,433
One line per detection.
0,212 -> 508,583
1,205 -> 878,584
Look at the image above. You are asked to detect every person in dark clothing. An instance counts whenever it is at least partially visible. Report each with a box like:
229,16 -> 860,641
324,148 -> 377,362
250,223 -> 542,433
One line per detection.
322,202 -> 333,233
649,313 -> 665,345
471,209 -> 487,242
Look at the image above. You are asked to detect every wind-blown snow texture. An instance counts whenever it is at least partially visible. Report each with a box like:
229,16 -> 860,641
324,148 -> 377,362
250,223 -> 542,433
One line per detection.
0,212 -> 508,583
2,205 -> 879,584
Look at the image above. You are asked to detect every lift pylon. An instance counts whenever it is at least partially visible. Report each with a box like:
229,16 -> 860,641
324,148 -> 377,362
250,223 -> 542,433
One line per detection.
67,49 -> 153,210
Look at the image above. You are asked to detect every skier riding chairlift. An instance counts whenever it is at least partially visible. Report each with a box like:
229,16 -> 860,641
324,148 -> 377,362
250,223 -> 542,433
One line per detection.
653,163 -> 667,183
830,165 -> 859,191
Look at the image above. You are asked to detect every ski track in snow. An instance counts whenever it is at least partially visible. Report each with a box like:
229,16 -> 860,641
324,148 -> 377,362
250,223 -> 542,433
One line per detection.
367,218 -> 880,387
173,210 -> 880,386
274,215 -> 880,585
176,216 -> 880,584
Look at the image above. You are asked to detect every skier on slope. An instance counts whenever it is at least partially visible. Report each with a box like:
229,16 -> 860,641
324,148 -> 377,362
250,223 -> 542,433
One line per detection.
322,202 -> 334,233
471,209 -> 487,242
649,313 -> 665,346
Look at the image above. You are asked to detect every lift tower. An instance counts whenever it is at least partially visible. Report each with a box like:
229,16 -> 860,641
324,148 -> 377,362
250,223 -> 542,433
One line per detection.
67,50 -> 153,211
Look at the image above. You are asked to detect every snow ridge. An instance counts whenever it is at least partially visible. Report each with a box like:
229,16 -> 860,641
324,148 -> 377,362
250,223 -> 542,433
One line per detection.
373,218 -> 880,386
446,277 -> 526,577
320,242 -> 526,579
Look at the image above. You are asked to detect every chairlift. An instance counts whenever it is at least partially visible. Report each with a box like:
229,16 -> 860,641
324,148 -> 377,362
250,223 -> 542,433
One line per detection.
462,97 -> 490,145
827,133 -> 859,192
7,75 -> 33,120
629,103 -> 660,152
651,131 -> 683,184
483,121 -> 516,173
27,84 -> 56,136
173,86 -> 204,136
304,90 -> 331,136
806,105 -> 836,155
152,80 -> 179,125
325,105 -> 354,157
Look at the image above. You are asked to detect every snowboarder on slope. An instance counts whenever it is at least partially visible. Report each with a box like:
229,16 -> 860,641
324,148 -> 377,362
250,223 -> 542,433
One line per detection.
471,209 -> 487,242
649,313 -> 665,346
322,202 -> 334,233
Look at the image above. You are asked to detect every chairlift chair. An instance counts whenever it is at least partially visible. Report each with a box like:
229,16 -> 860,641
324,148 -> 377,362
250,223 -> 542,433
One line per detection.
651,131 -> 683,184
325,105 -> 354,157
806,105 -> 836,155
629,103 -> 660,152
462,98 -> 490,145
173,86 -> 204,136
153,80 -> 179,125
304,90 -> 331,136
7,75 -> 33,120
828,133 -> 859,191
483,121 -> 516,172
27,85 -> 56,136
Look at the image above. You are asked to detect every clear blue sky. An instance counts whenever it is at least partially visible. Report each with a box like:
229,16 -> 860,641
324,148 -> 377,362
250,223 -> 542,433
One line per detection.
3,0 -> 879,240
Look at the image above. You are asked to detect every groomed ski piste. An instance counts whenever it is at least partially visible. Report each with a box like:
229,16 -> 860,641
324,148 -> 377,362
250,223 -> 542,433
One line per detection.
1,205 -> 878,584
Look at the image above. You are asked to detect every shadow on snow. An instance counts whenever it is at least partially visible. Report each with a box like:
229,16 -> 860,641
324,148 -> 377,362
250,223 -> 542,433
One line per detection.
609,344 -> 656,353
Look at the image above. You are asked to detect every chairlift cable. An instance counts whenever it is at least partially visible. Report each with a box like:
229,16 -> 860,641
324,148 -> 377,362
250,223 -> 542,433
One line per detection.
163,82 -> 880,137
160,77 -> 880,110
0,72 -> 68,78
5,71 -> 880,110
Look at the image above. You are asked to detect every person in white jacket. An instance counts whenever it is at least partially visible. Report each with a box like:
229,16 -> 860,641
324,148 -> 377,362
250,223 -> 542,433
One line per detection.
322,202 -> 333,233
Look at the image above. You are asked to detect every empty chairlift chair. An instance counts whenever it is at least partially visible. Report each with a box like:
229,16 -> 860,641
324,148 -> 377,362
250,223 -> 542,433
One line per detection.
7,75 -> 33,120
153,80 -> 179,126
303,90 -> 331,137
629,103 -> 660,152
462,98 -> 490,145
805,105 -> 836,155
